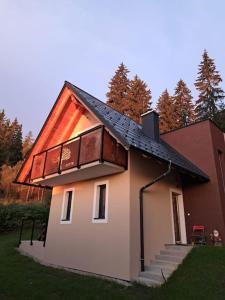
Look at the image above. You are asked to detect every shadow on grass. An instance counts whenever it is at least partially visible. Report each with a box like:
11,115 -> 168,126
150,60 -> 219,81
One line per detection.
1,231 -> 225,300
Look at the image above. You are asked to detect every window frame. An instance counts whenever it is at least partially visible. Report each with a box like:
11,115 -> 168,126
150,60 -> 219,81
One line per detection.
92,181 -> 109,224
60,188 -> 75,224
169,188 -> 187,244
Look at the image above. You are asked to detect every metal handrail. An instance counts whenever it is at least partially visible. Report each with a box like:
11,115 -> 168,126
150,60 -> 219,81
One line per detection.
33,124 -> 103,157
18,217 -> 48,248
30,124 -> 128,181
31,125 -> 104,180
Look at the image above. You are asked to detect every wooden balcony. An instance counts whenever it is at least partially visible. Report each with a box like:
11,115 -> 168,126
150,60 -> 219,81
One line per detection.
30,125 -> 127,186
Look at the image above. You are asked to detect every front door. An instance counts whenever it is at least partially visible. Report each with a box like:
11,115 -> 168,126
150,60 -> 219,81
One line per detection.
172,193 -> 181,244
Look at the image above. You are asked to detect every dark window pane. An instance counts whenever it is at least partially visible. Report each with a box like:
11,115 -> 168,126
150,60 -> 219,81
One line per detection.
66,191 -> 72,221
98,185 -> 106,219
172,193 -> 181,243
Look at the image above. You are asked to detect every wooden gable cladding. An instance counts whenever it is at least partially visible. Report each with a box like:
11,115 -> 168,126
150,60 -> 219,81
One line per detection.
42,96 -> 84,150
16,85 -> 99,184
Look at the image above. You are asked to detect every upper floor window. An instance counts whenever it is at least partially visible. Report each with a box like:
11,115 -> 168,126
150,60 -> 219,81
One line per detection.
92,181 -> 109,223
61,189 -> 74,224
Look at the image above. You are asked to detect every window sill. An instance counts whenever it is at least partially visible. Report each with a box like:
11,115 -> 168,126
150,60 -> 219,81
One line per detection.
60,219 -> 72,224
92,218 -> 108,224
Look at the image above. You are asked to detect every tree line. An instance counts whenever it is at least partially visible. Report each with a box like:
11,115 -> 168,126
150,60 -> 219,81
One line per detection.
0,111 -> 50,203
106,50 -> 225,133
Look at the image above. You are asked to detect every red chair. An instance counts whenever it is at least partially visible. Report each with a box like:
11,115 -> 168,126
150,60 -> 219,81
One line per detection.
191,225 -> 206,245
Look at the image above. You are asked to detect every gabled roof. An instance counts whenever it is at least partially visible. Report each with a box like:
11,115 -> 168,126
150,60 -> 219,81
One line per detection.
66,81 -> 209,182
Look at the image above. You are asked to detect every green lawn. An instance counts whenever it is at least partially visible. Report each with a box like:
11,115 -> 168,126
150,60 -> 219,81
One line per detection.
1,232 -> 225,300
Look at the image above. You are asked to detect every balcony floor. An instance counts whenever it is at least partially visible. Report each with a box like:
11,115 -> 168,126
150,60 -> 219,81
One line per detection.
32,161 -> 125,187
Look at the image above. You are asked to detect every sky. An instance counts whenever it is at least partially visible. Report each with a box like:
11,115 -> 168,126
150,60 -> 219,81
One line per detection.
1,0 -> 225,137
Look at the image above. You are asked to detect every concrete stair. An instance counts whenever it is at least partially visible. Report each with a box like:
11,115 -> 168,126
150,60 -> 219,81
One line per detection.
135,244 -> 192,287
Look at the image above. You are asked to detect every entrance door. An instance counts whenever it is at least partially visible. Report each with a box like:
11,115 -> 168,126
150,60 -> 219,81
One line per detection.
172,193 -> 181,244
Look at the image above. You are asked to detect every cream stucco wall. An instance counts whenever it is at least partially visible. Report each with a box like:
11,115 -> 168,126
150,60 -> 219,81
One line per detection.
44,169 -> 131,280
20,148 -> 185,281
129,150 -> 183,279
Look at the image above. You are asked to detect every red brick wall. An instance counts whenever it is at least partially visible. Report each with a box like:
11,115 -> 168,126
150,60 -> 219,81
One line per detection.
162,120 -> 225,243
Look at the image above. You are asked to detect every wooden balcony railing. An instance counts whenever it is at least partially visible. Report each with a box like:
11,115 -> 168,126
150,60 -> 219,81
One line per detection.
30,125 -> 127,181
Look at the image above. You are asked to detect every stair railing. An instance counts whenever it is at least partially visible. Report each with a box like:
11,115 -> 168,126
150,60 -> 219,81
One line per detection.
18,217 -> 48,247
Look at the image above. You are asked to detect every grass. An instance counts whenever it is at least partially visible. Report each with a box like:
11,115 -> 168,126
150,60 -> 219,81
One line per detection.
1,232 -> 225,300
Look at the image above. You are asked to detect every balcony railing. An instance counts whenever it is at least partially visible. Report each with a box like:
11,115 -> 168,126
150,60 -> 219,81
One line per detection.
30,125 -> 127,181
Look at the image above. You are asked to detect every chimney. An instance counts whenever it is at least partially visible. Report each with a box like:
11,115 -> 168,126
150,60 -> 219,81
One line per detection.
141,110 -> 160,141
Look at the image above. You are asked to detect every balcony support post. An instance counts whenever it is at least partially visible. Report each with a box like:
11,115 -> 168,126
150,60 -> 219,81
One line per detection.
18,218 -> 24,247
99,126 -> 104,163
42,152 -> 48,179
43,217 -> 49,247
58,145 -> 63,174
77,136 -> 81,169
30,219 -> 35,246
29,155 -> 35,182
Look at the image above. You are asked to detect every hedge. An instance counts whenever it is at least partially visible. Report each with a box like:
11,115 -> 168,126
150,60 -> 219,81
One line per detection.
0,203 -> 49,232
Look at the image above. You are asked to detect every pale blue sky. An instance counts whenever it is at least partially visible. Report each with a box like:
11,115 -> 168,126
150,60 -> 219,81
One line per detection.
0,0 -> 225,137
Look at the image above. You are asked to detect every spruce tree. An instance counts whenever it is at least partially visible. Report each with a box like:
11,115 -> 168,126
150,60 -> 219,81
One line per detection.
8,118 -> 23,166
195,50 -> 225,121
216,109 -> 225,132
156,89 -> 176,133
0,110 -> 10,167
106,63 -> 130,114
173,79 -> 195,128
126,75 -> 152,123
22,131 -> 34,158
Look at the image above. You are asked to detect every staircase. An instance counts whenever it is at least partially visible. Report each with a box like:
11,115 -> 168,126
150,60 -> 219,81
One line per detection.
136,244 -> 192,287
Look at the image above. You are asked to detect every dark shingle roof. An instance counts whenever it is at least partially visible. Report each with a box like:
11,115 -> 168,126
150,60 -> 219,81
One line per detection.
66,81 -> 209,181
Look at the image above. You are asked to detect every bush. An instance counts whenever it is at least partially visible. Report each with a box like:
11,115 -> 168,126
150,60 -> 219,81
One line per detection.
0,203 -> 49,232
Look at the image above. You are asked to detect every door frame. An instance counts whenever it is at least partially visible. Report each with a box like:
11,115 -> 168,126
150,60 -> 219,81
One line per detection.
170,189 -> 187,244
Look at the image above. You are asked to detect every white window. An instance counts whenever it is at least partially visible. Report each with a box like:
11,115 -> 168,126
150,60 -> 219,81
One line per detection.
92,181 -> 109,223
61,188 -> 74,224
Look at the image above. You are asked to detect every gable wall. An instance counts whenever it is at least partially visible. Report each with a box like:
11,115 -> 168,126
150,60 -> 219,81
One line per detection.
17,86 -> 100,184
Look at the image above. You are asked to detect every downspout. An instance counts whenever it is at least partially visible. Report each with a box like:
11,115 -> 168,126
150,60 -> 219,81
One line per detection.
139,160 -> 172,272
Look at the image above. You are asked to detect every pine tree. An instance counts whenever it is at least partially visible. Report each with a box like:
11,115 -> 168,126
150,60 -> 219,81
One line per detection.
0,110 -> 10,167
8,118 -> 23,166
195,50 -> 225,121
173,79 -> 195,128
156,89 -> 176,133
106,63 -> 130,114
22,131 -> 34,158
126,75 -> 152,123
216,109 -> 225,132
